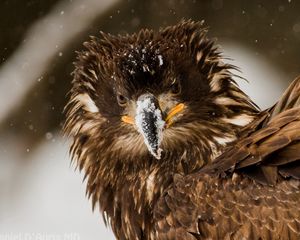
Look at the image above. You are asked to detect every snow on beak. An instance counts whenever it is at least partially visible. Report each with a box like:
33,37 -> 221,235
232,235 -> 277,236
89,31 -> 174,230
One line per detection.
135,93 -> 165,159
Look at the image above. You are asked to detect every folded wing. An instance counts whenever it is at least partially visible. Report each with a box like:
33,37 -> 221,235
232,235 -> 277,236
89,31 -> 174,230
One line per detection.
154,77 -> 300,240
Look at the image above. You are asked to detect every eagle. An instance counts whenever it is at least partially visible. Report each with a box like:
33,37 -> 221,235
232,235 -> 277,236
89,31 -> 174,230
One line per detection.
64,20 -> 300,240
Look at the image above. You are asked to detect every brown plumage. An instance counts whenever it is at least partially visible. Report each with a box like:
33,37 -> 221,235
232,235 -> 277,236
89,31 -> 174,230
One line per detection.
64,20 -> 300,240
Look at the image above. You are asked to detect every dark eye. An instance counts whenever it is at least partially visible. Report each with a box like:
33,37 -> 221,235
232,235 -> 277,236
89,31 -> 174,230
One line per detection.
170,81 -> 181,95
117,94 -> 128,106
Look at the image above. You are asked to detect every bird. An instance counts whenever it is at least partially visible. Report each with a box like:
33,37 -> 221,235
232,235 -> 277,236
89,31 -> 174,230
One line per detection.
64,20 -> 300,240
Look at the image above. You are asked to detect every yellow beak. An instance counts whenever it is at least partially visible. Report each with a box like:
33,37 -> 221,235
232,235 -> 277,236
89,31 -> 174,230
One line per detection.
121,103 -> 185,127
164,103 -> 185,127
121,115 -> 135,125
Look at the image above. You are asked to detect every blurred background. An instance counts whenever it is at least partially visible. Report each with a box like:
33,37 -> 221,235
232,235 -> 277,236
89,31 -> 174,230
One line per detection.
0,0 -> 299,239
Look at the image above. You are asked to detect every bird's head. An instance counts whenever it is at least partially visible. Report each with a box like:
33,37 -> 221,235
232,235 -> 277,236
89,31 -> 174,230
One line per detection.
65,20 -> 258,170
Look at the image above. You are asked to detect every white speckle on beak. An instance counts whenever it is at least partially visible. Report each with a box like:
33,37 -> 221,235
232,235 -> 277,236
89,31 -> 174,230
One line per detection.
135,95 -> 165,159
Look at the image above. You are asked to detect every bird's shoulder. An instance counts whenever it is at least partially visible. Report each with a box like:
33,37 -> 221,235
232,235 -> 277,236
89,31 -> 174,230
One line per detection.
203,75 -> 300,185
153,76 -> 300,239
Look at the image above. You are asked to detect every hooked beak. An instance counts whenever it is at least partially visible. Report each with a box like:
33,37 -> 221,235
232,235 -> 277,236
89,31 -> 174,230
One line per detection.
121,93 -> 185,159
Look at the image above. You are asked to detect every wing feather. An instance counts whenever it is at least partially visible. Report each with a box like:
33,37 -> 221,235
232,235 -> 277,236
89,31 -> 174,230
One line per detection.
154,77 -> 300,239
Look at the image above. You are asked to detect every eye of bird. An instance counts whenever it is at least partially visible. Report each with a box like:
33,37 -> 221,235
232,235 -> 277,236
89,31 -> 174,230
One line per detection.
117,93 -> 128,106
170,80 -> 181,95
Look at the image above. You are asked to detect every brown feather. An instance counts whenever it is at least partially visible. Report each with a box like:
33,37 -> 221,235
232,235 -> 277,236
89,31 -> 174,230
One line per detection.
154,77 -> 300,239
64,20 -> 300,240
